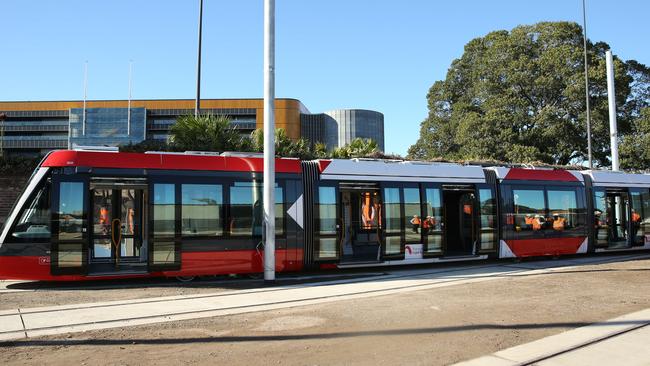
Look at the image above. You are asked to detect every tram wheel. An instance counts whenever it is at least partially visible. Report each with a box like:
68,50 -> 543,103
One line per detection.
175,276 -> 196,283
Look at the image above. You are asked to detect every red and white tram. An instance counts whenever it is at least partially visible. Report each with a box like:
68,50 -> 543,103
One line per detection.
0,149 -> 648,281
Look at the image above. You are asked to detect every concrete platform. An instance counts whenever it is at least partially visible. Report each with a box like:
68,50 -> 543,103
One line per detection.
456,308 -> 650,365
0,253 -> 647,342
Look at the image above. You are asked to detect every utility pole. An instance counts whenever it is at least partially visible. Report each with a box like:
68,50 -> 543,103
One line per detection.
83,61 -> 88,137
127,61 -> 133,136
195,0 -> 203,117
263,0 -> 276,283
582,0 -> 593,169
606,50 -> 619,171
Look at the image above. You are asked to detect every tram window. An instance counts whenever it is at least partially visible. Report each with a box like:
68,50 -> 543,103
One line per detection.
512,188 -> 546,234
11,182 -> 50,241
404,188 -> 421,243
547,189 -> 582,232
383,188 -> 401,234
631,191 -> 647,245
593,190 -> 609,246
92,189 -> 113,236
229,181 -> 283,237
424,188 -> 443,253
57,182 -> 85,242
383,187 -> 402,256
642,191 -> 650,244
153,184 -> 176,237
181,184 -> 223,237
317,186 -> 337,235
478,188 -> 497,250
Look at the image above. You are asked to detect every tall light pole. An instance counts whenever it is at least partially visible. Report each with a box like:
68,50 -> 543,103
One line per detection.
195,0 -> 204,117
606,50 -> 619,171
263,0 -> 276,283
582,0 -> 593,169
127,60 -> 133,136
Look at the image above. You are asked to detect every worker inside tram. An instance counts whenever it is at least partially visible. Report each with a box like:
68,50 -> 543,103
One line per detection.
340,188 -> 382,262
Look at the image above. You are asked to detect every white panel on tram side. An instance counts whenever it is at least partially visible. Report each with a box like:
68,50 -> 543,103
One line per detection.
499,240 -> 516,259
320,159 -> 487,183
576,238 -> 589,254
0,167 -> 50,245
488,167 -> 510,180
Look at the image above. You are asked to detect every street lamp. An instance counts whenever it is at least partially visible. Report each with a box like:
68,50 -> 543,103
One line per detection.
195,0 -> 203,117
582,0 -> 593,169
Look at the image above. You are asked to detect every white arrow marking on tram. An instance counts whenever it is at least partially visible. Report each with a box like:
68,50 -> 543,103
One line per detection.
287,194 -> 304,229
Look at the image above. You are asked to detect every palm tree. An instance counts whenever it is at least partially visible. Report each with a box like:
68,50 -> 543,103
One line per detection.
169,114 -> 249,152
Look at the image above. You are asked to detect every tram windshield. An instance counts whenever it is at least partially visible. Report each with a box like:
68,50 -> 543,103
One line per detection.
10,183 -> 50,240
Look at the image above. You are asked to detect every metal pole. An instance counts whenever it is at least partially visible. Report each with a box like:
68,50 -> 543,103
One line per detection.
127,61 -> 132,136
582,0 -> 593,169
606,50 -> 619,171
195,0 -> 203,117
83,61 -> 88,137
263,0 -> 276,283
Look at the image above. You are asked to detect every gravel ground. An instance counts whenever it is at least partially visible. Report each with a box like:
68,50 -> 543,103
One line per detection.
2,257 -> 650,365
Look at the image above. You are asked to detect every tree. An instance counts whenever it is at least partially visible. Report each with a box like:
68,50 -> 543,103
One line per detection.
331,138 -> 378,159
168,114 -> 250,152
620,107 -> 650,171
408,21 -> 649,167
250,128 -> 315,158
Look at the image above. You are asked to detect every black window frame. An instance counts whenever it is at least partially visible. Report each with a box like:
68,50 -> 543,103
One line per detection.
421,183 -> 444,257
313,181 -> 340,261
381,182 -> 411,260
50,172 -> 89,276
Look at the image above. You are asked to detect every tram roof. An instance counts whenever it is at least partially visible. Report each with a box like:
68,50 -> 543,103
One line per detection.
586,170 -> 650,188
41,150 -> 302,174
316,158 -> 487,183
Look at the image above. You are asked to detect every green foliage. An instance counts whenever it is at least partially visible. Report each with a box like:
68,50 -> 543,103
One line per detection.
408,21 -> 650,168
168,114 -> 250,152
119,114 -> 382,161
331,138 -> 378,159
0,155 -> 41,174
620,107 -> 650,171
250,128 -> 320,159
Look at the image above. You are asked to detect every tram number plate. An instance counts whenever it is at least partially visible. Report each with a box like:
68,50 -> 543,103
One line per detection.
38,256 -> 50,265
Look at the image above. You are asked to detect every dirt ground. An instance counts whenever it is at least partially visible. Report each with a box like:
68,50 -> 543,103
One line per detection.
2,258 -> 650,365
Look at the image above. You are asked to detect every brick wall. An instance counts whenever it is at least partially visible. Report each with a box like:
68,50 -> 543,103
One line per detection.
0,175 -> 30,226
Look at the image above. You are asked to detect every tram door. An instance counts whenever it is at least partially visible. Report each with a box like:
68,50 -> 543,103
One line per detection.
593,189 -> 631,249
442,186 -> 477,257
340,183 -> 382,263
51,175 -> 89,275
89,180 -> 148,274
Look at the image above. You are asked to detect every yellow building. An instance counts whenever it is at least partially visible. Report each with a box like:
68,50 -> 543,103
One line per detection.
0,98 -> 384,156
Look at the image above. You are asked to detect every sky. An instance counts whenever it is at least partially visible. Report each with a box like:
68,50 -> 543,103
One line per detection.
1,1 -> 649,156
